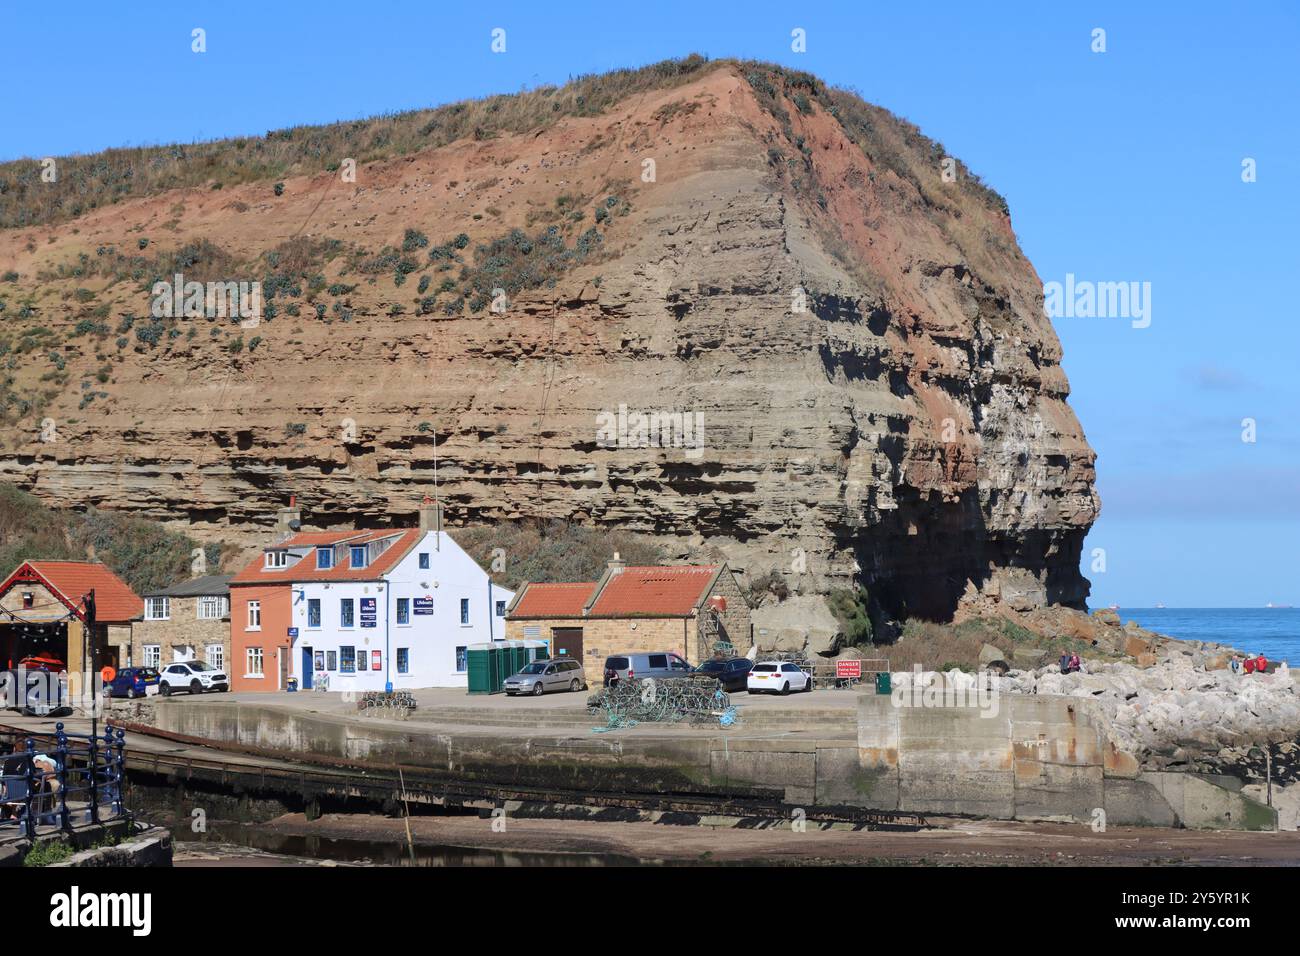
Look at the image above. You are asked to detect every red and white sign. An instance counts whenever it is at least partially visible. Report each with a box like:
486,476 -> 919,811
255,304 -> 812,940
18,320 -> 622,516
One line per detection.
836,660 -> 863,680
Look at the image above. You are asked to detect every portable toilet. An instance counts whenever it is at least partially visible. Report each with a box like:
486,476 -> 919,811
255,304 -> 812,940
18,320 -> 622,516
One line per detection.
522,639 -> 550,664
505,641 -> 527,677
467,643 -> 503,694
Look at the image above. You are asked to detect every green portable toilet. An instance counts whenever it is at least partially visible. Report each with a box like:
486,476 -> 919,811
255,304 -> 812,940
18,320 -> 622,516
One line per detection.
467,645 -> 492,694
467,643 -> 509,694
491,645 -> 507,691
875,671 -> 891,695
507,642 -> 527,676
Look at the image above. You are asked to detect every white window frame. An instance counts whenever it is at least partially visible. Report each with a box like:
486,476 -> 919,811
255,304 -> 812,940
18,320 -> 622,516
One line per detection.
143,644 -> 161,668
316,546 -> 334,570
205,644 -> 225,670
339,598 -> 355,629
306,597 -> 321,629
350,545 -> 369,569
197,595 -> 228,620
396,597 -> 411,626
246,646 -> 264,678
145,597 -> 170,621
246,600 -> 262,631
460,598 -> 471,626
264,550 -> 288,569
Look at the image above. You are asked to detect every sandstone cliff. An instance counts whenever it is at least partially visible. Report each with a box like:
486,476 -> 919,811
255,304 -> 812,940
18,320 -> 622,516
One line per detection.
0,58 -> 1099,629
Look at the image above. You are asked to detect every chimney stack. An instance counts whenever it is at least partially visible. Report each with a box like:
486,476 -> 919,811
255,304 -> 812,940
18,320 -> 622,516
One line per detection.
274,495 -> 302,539
607,551 -> 625,574
418,495 -> 443,534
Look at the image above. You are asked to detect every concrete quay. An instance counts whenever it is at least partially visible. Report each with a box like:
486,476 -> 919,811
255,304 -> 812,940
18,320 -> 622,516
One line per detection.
131,687 -> 1279,831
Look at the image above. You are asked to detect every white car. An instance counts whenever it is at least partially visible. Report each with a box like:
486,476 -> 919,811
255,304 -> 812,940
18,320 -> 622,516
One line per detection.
747,661 -> 812,695
158,661 -> 229,696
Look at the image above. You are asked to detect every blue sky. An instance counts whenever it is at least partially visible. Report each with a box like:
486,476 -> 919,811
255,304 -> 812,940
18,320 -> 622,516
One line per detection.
2,1 -> 1297,607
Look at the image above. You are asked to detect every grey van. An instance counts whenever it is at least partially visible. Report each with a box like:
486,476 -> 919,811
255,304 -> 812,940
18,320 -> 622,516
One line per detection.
602,652 -> 692,687
504,658 -> 586,696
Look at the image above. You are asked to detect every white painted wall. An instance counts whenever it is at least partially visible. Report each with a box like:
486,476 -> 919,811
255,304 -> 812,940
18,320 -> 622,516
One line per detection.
288,531 -> 513,691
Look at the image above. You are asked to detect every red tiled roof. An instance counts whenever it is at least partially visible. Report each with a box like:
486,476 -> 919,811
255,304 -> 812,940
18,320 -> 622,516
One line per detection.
230,529 -> 421,585
0,561 -> 143,623
588,566 -> 720,617
511,582 -> 597,619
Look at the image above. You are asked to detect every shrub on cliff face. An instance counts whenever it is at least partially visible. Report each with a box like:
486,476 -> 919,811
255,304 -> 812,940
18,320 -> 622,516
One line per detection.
0,483 -> 77,574
747,568 -> 790,605
68,508 -> 198,594
0,483 -> 222,592
459,225 -> 603,311
827,586 -> 873,646
896,617 -> 1092,672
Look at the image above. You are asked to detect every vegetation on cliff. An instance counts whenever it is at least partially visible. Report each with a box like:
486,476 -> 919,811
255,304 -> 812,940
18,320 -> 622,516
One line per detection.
455,520 -> 663,592
0,483 -> 222,593
0,55 -> 1005,231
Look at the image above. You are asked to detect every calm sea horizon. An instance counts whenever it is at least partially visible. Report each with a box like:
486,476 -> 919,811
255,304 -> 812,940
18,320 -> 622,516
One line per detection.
1116,607 -> 1299,666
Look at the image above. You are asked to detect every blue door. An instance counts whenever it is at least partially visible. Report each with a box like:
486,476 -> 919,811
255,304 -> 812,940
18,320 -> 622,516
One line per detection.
301,646 -> 313,689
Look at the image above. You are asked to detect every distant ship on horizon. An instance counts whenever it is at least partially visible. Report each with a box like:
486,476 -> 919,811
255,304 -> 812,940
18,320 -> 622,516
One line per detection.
1266,602 -> 1294,609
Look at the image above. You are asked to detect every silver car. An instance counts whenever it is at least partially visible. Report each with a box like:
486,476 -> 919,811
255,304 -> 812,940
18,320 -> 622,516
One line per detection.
503,659 -> 586,696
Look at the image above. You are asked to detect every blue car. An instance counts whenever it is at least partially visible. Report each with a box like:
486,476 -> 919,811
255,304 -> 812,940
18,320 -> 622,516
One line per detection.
105,667 -> 160,699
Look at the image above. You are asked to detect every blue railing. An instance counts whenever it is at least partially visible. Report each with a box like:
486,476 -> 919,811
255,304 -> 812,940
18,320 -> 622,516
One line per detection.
0,724 -> 127,840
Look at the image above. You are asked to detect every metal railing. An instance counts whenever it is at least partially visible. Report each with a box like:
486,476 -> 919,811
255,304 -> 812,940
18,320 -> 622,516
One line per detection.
0,724 -> 127,840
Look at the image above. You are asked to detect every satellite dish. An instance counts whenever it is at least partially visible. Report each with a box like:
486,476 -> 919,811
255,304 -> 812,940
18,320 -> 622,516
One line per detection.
288,518 -> 302,531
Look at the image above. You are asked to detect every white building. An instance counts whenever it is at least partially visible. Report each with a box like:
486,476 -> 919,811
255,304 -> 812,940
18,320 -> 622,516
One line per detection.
288,524 -> 513,692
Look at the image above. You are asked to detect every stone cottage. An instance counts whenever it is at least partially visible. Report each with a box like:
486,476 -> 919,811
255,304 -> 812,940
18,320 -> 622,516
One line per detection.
504,556 -> 751,682
0,560 -> 142,674
132,574 -> 232,672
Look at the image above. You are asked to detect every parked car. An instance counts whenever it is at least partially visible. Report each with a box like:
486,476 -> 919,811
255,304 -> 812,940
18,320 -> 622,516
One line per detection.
694,657 -> 754,691
503,658 -> 586,696
602,652 -> 692,686
747,661 -> 812,695
158,661 -> 228,696
104,667 -> 160,699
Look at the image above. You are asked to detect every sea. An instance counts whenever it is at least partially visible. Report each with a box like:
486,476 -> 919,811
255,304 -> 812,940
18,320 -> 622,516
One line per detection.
1118,608 -> 1300,666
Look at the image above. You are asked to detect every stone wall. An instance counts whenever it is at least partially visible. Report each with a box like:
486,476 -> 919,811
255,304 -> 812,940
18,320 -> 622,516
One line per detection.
149,695 -> 1276,830
132,596 -> 230,670
507,616 -> 693,683
856,693 -> 1276,830
702,569 -> 752,658
0,581 -> 62,619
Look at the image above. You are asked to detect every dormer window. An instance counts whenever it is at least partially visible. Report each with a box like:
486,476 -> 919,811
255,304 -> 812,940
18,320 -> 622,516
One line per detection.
316,546 -> 334,570
265,550 -> 288,569
350,545 -> 369,569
